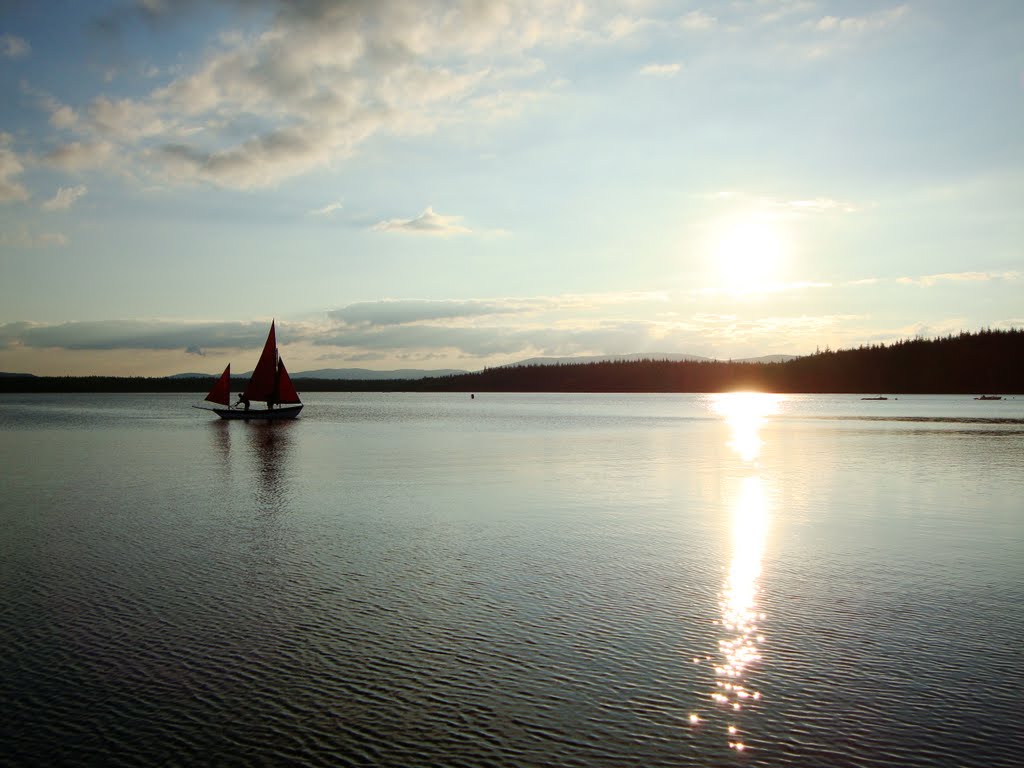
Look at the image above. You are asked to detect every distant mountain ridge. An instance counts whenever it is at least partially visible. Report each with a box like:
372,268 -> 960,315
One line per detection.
294,367 -> 468,380
507,353 -> 798,367
167,367 -> 467,380
7,353 -> 797,381
168,353 -> 796,379
508,353 -> 711,366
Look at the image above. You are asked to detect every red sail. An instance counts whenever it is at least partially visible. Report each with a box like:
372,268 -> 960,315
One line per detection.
205,364 -> 232,406
243,321 -> 278,402
276,357 -> 301,404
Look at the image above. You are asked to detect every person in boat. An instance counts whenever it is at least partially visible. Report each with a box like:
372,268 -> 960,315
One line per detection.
267,396 -> 275,411
236,393 -> 250,411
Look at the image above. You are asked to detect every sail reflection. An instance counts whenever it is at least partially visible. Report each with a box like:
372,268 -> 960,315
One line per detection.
693,393 -> 778,752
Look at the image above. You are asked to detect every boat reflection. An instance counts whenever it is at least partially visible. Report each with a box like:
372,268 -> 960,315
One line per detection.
694,393 -> 778,752
249,421 -> 294,515
208,419 -> 233,474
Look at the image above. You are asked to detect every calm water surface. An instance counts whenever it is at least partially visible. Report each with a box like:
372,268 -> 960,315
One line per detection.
1,393 -> 1022,767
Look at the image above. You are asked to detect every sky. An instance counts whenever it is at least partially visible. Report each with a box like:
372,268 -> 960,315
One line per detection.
1,0 -> 1021,376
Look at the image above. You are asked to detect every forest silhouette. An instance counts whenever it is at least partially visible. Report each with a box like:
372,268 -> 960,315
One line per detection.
2,328 -> 1021,394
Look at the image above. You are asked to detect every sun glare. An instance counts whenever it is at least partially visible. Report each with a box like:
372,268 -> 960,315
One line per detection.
709,213 -> 789,293
710,392 -> 783,462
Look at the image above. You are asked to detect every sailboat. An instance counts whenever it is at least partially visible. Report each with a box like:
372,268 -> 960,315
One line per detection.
195,321 -> 303,420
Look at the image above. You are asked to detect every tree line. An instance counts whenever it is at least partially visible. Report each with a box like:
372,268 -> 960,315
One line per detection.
2,328 -> 1021,394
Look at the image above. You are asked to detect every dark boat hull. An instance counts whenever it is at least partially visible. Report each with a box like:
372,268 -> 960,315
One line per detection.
208,404 -> 303,420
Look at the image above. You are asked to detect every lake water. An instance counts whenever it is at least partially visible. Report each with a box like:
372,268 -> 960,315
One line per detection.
1,392 -> 1022,767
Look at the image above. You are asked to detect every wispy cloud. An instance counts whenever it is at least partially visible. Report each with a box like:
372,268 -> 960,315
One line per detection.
42,185 -> 88,212
0,133 -> 29,203
1,34 -> 30,59
639,62 -> 683,77
329,299 -> 519,327
770,197 -> 864,214
698,280 -> 833,297
678,10 -> 717,31
374,206 -> 471,236
0,229 -> 68,248
44,141 -> 116,171
897,270 -> 1021,288
695,189 -> 865,214
813,5 -> 910,34
308,199 -> 344,217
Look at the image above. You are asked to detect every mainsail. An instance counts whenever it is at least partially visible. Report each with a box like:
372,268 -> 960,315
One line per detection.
205,364 -> 232,406
243,321 -> 280,402
239,321 -> 302,405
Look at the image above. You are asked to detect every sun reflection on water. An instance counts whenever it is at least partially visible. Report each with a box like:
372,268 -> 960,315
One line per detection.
711,392 -> 782,463
691,393 -> 779,751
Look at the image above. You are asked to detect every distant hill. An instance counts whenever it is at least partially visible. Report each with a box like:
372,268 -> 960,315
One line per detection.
734,354 -> 798,364
508,352 -> 711,366
167,367 -> 466,380
164,354 -> 796,380
294,367 -> 467,380
0,372 -> 36,378
166,372 -> 234,379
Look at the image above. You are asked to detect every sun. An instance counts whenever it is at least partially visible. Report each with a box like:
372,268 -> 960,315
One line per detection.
709,213 -> 789,293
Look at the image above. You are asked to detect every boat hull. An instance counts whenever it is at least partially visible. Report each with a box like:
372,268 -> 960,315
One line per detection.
211,404 -> 303,420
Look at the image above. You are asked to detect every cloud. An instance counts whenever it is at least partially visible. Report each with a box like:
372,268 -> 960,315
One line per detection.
697,280 -> 833,297
0,319 -> 277,351
771,197 -> 863,214
799,4 -> 910,58
0,134 -> 29,202
678,10 -> 717,31
313,309 -> 855,360
0,293 -> 888,363
814,5 -> 909,34
0,229 -> 68,248
44,141 -> 117,171
45,0 -> 593,190
1,34 -> 29,58
374,206 -> 471,236
896,270 -> 1021,288
49,105 -> 79,130
755,1 -> 817,25
695,190 -> 865,214
329,299 -> 519,326
308,199 -> 344,217
639,62 -> 682,77
603,15 -> 654,41
327,292 -> 666,327
42,185 -> 88,212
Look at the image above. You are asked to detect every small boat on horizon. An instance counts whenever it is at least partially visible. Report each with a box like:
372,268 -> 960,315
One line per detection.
974,394 -> 1002,401
194,321 -> 302,420
861,395 -> 888,400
